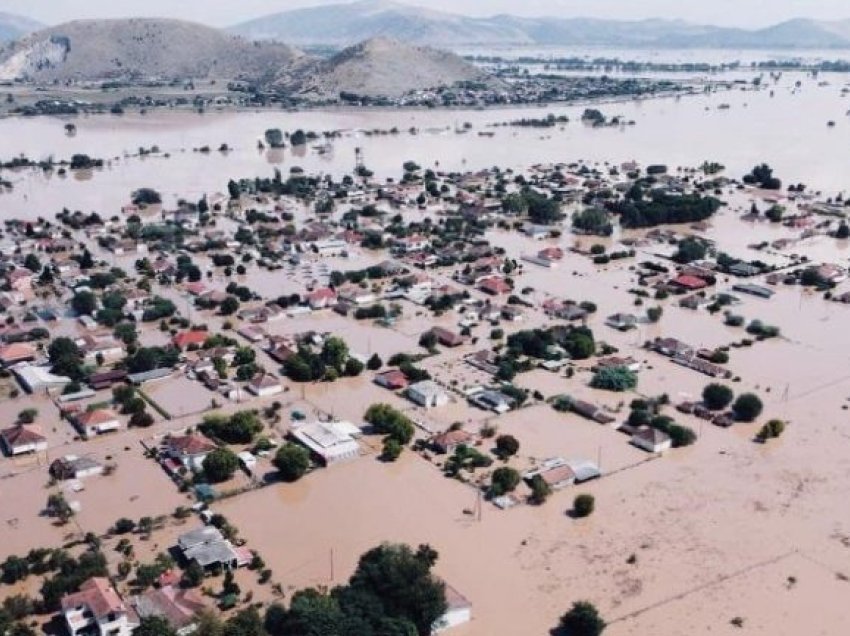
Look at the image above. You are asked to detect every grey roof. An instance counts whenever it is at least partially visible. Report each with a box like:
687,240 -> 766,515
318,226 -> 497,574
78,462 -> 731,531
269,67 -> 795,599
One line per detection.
565,459 -> 601,483
127,368 -> 173,384
178,526 -> 223,551
184,540 -> 238,568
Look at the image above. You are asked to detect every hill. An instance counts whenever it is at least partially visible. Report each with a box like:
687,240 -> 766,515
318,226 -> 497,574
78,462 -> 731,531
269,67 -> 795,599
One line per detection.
230,0 -> 850,49
0,11 -> 42,42
0,18 -> 302,82
275,36 -> 495,100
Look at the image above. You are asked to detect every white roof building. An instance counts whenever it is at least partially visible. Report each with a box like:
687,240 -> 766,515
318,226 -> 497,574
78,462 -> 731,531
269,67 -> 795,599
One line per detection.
407,380 -> 450,409
290,421 -> 361,466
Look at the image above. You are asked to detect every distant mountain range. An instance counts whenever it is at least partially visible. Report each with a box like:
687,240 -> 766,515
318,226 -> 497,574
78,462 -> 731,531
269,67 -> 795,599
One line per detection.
0,18 -> 484,100
0,11 -> 43,42
0,18 -> 301,83
230,0 -> 850,49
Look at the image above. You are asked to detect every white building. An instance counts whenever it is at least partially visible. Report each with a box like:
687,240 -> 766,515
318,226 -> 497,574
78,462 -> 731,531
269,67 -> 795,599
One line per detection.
407,380 -> 450,409
247,372 -> 283,397
0,424 -> 47,456
61,577 -> 139,636
74,409 -> 121,439
291,421 -> 361,465
13,365 -> 72,393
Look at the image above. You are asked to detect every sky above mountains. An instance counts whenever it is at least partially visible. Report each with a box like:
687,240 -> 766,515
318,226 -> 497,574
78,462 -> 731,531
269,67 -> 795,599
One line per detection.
0,0 -> 848,29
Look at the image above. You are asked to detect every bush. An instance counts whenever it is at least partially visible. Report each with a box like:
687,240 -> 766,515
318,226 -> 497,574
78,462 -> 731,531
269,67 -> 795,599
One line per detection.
489,467 -> 520,498
273,444 -> 310,482
559,601 -> 606,636
732,393 -> 763,422
112,518 -> 136,535
366,353 -> 383,371
364,404 -> 415,444
702,383 -> 734,411
202,448 -> 240,484
494,434 -> 519,460
381,438 -> 403,462
756,419 -> 785,442
590,366 -> 637,392
573,494 -> 595,518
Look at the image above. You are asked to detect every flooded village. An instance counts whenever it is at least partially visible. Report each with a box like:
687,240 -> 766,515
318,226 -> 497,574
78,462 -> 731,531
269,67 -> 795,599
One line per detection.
1,7 -> 850,636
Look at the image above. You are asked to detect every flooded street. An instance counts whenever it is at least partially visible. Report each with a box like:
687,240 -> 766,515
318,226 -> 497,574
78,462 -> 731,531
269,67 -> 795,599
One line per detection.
2,71 -> 850,221
2,55 -> 850,636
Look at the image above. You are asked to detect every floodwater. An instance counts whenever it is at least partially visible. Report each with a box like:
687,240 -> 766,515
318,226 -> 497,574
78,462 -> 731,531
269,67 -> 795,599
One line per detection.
4,60 -> 850,636
1,71 -> 850,222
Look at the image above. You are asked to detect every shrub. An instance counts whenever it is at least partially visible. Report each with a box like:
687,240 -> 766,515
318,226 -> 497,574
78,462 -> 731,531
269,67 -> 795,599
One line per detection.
489,467 -> 521,498
590,366 -> 637,392
559,601 -> 606,636
573,494 -> 595,518
733,393 -> 763,422
494,434 -> 519,460
273,444 -> 310,482
756,419 -> 785,442
702,383 -> 734,411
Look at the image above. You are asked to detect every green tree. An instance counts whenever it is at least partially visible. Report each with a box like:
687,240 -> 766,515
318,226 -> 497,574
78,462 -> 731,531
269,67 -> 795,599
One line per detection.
559,601 -> 606,636
274,444 -> 310,482
381,438 -> 403,462
202,448 -> 240,483
494,434 -> 520,460
71,290 -> 97,316
344,358 -> 364,377
367,353 -> 383,371
181,561 -> 204,588
732,393 -> 763,422
321,337 -> 350,371
364,404 -> 415,444
264,128 -> 284,148
573,494 -> 595,518
489,467 -> 520,498
46,492 -> 74,524
47,336 -> 83,380
756,419 -> 786,442
673,237 -> 707,264
23,254 -> 41,273
590,366 -> 637,392
220,296 -> 240,316
347,543 -> 447,636
529,474 -> 552,505
135,616 -> 177,636
702,384 -> 734,411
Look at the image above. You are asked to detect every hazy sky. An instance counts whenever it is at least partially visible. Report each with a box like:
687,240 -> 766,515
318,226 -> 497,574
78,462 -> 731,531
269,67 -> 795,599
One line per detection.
1,0 -> 848,29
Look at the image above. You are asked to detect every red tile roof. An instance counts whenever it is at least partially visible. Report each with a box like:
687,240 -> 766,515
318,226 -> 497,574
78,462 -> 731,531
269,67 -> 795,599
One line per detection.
61,577 -> 126,618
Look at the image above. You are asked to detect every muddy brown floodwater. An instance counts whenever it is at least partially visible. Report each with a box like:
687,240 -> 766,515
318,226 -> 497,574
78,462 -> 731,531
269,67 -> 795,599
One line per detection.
2,69 -> 850,635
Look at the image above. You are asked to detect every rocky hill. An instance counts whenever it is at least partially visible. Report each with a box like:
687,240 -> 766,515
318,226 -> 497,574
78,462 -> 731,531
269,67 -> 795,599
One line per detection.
276,36 -> 494,100
232,0 -> 850,49
0,18 -> 302,82
0,11 -> 42,42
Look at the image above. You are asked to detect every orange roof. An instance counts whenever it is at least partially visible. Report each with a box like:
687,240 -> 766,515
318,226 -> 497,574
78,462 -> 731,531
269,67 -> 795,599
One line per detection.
0,342 -> 37,364
76,409 -> 118,426
172,330 -> 208,348
61,577 -> 125,618
167,433 -> 216,456
1,424 -> 45,447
